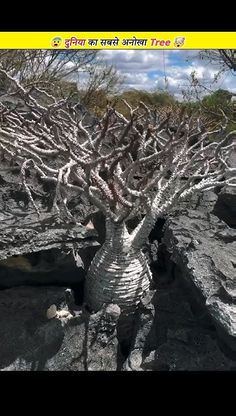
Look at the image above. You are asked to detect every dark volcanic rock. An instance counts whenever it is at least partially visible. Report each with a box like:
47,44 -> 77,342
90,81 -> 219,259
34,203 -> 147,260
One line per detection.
163,210 -> 236,352
213,186 -> 236,228
0,165 -> 100,287
0,159 -> 95,224
0,210 -> 98,261
142,331 -> 235,371
0,210 -> 100,288
122,273 -> 236,371
0,248 -> 85,288
0,286 -> 120,371
0,161 -> 99,259
86,303 -> 121,371
122,291 -> 157,371
175,190 -> 218,214
1,282 -> 235,371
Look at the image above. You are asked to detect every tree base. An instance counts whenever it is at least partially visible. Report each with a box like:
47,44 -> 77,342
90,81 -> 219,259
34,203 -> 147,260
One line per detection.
84,244 -> 151,312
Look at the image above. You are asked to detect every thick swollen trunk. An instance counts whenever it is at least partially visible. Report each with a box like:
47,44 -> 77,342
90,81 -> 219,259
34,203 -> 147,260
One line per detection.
84,218 -> 151,312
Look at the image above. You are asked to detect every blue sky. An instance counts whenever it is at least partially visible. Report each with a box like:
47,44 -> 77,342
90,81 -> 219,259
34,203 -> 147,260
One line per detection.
99,50 -> 236,100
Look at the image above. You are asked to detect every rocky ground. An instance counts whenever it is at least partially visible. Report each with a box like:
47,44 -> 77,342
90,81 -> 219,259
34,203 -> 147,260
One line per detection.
1,267 -> 235,371
0,287 -> 120,371
124,272 -> 236,371
0,167 -> 235,371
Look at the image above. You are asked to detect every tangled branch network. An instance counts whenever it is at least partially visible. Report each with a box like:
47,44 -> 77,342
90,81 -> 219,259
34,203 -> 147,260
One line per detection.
0,68 -> 235,226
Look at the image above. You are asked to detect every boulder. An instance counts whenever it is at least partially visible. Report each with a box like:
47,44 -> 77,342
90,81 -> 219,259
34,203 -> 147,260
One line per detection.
163,210 -> 236,352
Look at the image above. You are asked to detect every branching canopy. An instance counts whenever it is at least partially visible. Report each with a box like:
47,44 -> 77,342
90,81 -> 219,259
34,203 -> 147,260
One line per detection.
0,69 -> 235,228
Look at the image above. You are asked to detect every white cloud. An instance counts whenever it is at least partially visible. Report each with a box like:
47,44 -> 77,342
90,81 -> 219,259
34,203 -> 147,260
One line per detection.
100,50 -> 171,73
121,72 -> 158,90
90,50 -> 236,99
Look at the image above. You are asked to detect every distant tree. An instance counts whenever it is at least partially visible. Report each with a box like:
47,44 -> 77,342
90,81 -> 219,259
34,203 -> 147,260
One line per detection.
201,89 -> 232,118
199,50 -> 236,73
151,91 -> 176,107
0,50 -> 98,89
180,70 -> 235,133
78,62 -> 123,112
0,50 -> 122,112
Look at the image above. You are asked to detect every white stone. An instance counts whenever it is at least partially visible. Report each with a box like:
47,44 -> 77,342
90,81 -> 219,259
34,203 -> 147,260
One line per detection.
46,304 -> 57,319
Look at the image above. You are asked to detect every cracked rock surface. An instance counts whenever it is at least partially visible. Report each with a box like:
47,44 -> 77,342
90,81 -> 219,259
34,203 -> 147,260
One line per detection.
163,210 -> 236,352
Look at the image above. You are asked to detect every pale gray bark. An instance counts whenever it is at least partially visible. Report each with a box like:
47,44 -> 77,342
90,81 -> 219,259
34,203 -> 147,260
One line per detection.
85,219 -> 151,311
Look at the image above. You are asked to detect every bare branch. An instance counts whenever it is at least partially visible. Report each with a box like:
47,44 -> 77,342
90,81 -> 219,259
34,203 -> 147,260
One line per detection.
0,71 -> 235,230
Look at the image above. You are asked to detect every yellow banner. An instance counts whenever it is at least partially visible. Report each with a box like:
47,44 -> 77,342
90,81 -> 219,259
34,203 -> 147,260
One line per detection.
0,32 -> 235,49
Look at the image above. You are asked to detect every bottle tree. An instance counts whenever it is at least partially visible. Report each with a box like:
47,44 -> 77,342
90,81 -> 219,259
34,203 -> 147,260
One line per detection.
0,69 -> 235,314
